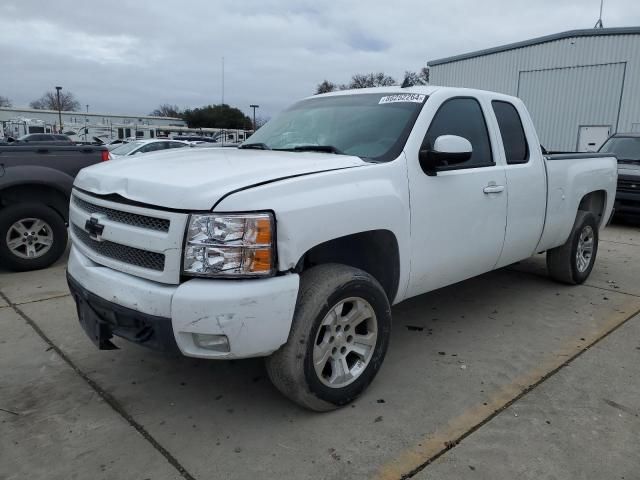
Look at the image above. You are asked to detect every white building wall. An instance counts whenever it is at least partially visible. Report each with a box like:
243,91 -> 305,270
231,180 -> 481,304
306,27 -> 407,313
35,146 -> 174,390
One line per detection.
0,107 -> 185,128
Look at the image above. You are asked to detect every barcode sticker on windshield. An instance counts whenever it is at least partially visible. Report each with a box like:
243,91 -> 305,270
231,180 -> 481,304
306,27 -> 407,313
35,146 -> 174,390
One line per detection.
379,94 -> 426,104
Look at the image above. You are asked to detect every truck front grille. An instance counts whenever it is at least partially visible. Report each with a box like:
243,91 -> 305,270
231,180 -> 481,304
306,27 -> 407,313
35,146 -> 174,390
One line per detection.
72,195 -> 170,232
72,224 -> 165,271
617,178 -> 639,193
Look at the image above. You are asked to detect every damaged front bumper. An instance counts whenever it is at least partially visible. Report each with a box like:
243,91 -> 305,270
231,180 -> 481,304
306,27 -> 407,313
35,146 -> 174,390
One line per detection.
67,246 -> 300,359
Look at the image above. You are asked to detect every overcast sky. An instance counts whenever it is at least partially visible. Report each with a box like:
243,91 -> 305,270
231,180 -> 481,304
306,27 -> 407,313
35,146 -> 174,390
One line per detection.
2,0 -> 639,119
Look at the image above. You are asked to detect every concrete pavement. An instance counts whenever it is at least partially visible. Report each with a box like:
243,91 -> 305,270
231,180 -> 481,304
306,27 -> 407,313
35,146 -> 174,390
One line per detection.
1,222 -> 638,479
415,307 -> 640,480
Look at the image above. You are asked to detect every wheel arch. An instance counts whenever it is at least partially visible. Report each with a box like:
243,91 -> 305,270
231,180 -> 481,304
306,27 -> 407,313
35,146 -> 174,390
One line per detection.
577,190 -> 607,227
0,183 -> 70,222
294,229 -> 401,304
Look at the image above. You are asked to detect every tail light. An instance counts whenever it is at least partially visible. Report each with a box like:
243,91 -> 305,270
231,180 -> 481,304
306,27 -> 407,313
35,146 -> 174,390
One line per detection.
101,150 -> 111,161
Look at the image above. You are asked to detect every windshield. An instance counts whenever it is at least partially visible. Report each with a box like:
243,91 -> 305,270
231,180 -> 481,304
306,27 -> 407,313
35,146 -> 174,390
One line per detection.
599,136 -> 640,162
111,141 -> 144,155
245,93 -> 427,161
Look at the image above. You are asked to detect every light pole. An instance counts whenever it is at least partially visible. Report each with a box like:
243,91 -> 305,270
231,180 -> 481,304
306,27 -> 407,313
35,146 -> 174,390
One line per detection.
55,86 -> 63,132
249,104 -> 259,131
84,105 -> 89,143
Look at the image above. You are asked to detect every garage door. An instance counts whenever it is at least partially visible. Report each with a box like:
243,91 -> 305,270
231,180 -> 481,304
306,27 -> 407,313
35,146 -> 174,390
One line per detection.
518,63 -> 625,152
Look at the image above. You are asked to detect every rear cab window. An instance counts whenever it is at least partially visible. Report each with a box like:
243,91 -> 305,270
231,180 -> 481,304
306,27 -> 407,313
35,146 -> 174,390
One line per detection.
492,101 -> 529,164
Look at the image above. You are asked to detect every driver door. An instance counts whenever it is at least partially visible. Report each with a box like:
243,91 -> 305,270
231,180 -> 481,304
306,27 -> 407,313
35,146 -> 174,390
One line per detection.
406,96 -> 507,298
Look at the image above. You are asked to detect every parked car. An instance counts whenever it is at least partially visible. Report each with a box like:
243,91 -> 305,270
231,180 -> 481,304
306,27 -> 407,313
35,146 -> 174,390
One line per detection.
0,144 -> 110,271
191,142 -> 241,148
109,139 -> 189,157
66,86 -> 616,410
599,133 -> 640,220
171,135 -> 218,143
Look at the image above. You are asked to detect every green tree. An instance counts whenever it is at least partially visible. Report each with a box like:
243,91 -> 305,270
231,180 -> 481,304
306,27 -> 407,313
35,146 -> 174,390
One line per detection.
182,104 -> 252,129
30,90 -> 81,111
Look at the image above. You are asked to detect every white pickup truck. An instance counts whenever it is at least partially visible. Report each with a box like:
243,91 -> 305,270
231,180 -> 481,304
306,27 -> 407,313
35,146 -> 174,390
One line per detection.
67,86 -> 617,410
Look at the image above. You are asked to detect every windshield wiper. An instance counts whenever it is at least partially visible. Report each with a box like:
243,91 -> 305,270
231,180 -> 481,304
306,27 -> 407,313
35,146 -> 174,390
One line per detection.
239,143 -> 271,150
277,145 -> 345,155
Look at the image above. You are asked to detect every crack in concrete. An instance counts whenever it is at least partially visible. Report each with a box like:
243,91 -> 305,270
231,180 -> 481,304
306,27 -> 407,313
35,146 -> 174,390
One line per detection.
0,290 -> 197,480
13,293 -> 72,306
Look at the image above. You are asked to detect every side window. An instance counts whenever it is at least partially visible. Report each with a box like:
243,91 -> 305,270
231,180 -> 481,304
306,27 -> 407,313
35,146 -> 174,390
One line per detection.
422,97 -> 493,169
492,101 -> 529,164
169,142 -> 185,148
139,143 -> 163,153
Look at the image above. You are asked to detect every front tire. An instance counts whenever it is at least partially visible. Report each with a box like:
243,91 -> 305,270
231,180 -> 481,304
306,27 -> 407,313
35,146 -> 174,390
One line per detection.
546,211 -> 599,284
266,264 -> 391,411
0,203 -> 68,272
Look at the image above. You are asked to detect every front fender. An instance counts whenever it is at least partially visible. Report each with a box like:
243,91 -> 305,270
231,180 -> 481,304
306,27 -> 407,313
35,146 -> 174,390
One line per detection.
214,157 -> 412,303
0,164 -> 75,196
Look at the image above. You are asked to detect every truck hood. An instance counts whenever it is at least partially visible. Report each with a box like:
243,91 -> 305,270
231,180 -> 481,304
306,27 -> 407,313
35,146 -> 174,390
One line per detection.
74,148 -> 366,210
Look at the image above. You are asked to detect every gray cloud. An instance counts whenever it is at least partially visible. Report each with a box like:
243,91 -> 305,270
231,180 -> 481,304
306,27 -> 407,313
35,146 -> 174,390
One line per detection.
2,0 -> 639,118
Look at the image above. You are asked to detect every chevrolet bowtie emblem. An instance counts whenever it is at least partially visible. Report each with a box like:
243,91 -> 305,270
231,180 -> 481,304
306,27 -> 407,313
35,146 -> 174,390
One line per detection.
85,217 -> 105,241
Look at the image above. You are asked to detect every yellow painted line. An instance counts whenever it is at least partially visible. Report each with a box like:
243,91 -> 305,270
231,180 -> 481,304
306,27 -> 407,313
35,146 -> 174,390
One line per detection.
376,298 -> 640,480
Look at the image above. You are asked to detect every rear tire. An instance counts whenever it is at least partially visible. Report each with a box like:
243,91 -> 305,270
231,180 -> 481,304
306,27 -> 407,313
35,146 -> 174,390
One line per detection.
546,211 -> 598,285
266,264 -> 391,411
0,203 -> 68,272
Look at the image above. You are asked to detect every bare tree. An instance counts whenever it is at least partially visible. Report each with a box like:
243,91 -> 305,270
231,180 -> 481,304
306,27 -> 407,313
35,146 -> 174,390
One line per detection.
254,115 -> 269,129
401,67 -> 430,87
0,95 -> 11,107
150,104 -> 182,117
30,90 -> 81,111
347,72 -> 396,89
315,80 -> 338,94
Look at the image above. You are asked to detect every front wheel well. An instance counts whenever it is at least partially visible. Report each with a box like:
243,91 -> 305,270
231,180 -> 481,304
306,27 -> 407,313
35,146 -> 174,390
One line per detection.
295,230 -> 401,303
578,190 -> 606,227
0,185 -> 69,222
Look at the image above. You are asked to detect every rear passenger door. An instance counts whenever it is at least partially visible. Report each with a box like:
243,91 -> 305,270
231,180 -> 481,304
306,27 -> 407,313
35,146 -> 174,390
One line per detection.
491,100 -> 547,267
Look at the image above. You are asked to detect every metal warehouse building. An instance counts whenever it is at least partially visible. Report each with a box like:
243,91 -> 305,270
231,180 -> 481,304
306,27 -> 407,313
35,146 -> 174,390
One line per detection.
428,27 -> 640,152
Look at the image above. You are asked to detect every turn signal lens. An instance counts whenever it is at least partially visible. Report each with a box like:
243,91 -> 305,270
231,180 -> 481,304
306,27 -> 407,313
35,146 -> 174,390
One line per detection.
255,218 -> 272,244
249,248 -> 272,273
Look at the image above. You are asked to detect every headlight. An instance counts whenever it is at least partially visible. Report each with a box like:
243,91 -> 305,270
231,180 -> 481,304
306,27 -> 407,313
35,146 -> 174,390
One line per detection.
182,212 -> 275,277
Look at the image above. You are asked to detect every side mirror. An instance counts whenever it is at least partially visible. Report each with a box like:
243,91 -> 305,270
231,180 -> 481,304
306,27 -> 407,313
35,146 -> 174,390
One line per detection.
419,135 -> 473,176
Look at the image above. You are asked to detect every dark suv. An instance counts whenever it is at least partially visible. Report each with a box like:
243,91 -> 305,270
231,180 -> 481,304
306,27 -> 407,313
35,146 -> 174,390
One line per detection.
599,133 -> 640,220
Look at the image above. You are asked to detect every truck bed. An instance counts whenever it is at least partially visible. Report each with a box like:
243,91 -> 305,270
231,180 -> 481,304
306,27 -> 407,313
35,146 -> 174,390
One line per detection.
537,153 -> 617,252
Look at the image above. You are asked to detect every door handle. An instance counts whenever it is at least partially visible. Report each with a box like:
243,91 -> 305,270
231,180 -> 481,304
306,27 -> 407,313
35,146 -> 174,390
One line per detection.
483,185 -> 505,194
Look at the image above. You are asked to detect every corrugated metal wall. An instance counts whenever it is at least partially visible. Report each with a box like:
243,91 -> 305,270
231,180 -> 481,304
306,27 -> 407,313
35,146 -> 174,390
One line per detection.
429,34 -> 640,151
518,63 -> 625,150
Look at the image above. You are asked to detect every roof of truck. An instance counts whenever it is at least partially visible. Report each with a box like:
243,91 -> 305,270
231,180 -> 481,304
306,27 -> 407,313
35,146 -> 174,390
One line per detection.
310,86 -> 441,99
309,85 -> 521,104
